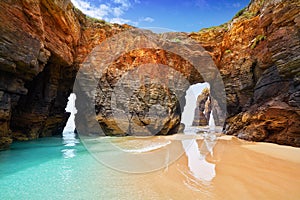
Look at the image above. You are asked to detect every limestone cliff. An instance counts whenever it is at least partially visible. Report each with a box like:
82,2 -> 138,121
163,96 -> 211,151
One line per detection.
0,0 -> 299,149
74,31 -> 215,137
190,0 -> 300,146
0,0 -> 129,149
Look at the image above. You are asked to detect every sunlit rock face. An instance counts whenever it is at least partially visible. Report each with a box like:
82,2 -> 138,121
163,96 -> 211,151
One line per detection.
0,0 -> 299,149
190,0 -> 300,146
0,0 -> 129,149
192,88 -> 224,127
96,62 -> 188,136
76,33 -> 213,136
193,88 -> 211,126
95,49 -> 205,136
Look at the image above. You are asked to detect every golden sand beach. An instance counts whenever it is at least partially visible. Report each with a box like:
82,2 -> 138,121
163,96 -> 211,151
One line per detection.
92,135 -> 300,200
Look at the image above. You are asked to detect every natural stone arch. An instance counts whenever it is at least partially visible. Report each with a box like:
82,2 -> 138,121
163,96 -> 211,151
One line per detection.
74,29 -> 227,136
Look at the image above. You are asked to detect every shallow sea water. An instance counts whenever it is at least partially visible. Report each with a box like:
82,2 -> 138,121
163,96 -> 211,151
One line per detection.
1,128 -> 300,200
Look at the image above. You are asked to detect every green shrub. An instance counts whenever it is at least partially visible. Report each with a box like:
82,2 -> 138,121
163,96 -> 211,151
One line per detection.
251,35 -> 266,49
225,49 -> 232,54
86,16 -> 106,23
170,38 -> 181,43
234,7 -> 246,18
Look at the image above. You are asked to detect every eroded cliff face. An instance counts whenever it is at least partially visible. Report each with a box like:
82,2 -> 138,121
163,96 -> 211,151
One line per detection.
192,88 -> 211,126
74,31 -> 222,137
190,0 -> 300,146
0,0 -> 129,149
0,0 -> 299,149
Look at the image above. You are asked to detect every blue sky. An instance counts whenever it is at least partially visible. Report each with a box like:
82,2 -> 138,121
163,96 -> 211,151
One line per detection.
71,0 -> 250,32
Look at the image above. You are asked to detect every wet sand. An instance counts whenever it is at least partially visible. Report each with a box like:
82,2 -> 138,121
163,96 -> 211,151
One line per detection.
242,141 -> 300,163
109,135 -> 300,200
2,133 -> 299,199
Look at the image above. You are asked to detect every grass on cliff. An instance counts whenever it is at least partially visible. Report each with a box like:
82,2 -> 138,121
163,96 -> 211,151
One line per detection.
73,6 -> 112,26
86,15 -> 112,25
225,49 -> 232,54
197,6 -> 254,33
234,7 -> 247,18
232,0 -> 265,20
198,0 -> 265,33
232,7 -> 256,20
251,35 -> 266,49
199,23 -> 229,32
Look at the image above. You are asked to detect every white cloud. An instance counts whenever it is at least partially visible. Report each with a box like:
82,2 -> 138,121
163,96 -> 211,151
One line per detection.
140,17 -> 154,23
195,0 -> 209,8
71,0 -> 110,19
71,0 -> 138,25
113,7 -> 124,17
110,17 -> 131,24
232,3 -> 241,8
113,0 -> 131,8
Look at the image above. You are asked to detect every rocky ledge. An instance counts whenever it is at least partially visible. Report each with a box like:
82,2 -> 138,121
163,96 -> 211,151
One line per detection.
0,0 -> 130,149
190,0 -> 300,146
0,0 -> 299,149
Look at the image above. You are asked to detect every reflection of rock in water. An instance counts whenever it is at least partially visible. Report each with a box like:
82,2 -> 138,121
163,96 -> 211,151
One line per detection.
62,93 -> 79,158
209,110 -> 216,132
182,138 -> 216,182
182,126 -> 217,183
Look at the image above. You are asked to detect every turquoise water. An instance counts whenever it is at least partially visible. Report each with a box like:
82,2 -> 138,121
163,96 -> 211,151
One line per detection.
2,129 -> 300,199
0,135 -> 148,200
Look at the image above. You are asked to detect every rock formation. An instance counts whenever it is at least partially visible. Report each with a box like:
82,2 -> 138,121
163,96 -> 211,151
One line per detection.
192,88 -> 211,126
0,0 -> 129,149
74,31 -> 219,136
0,0 -> 299,149
190,0 -> 300,146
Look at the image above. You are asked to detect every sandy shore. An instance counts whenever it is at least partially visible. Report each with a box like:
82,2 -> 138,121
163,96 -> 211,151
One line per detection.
106,135 -> 300,199
241,141 -> 300,164
81,134 -> 300,199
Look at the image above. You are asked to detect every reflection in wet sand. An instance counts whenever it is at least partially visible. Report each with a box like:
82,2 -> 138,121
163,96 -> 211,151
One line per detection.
182,139 -> 216,182
119,135 -> 300,200
78,111 -> 300,200
181,132 -> 217,183
59,120 -> 300,200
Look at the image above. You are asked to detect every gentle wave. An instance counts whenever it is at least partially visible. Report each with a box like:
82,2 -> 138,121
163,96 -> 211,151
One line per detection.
113,139 -> 172,153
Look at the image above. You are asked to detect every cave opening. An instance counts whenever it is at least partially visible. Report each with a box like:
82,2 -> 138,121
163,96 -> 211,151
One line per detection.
181,82 -> 214,131
62,93 -> 77,138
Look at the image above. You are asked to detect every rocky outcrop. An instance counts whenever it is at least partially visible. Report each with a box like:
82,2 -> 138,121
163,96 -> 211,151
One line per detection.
190,0 -> 300,146
74,31 -> 221,136
0,0 -> 129,149
0,0 -> 299,149
192,88 -> 211,126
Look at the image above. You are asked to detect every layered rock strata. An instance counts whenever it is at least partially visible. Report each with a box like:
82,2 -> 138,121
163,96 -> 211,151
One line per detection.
192,88 -> 211,126
0,0 -> 299,149
190,0 -> 300,146
0,0 -> 129,149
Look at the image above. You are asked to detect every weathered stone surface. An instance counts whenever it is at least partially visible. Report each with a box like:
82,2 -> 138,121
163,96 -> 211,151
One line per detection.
226,98 -> 300,146
253,65 -> 291,103
0,0 -> 129,150
192,88 -> 211,126
78,32 -> 216,136
0,0 -> 299,149
190,0 -> 300,146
